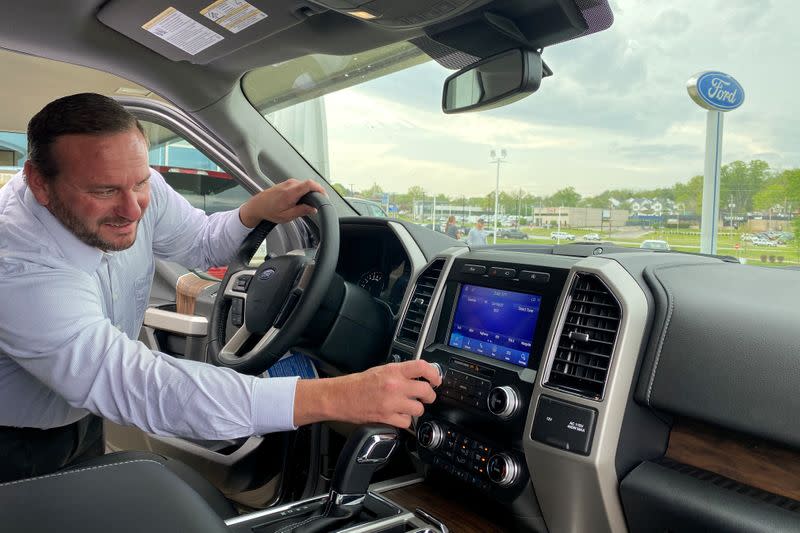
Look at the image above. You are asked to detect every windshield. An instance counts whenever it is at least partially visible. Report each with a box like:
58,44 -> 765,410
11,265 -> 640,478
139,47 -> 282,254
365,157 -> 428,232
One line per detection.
242,1 -> 799,267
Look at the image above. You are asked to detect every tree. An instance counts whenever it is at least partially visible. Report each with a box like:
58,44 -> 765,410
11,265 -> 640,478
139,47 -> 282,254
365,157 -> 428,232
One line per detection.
720,159 -> 771,214
674,175 -> 703,214
331,183 -> 348,196
361,182 -> 384,200
546,187 -> 581,207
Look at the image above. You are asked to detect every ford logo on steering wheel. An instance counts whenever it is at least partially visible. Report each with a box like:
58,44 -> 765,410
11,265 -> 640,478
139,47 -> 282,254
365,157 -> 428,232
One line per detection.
258,268 -> 276,281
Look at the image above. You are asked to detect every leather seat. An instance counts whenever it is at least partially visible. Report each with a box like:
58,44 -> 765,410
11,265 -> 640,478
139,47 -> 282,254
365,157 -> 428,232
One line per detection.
65,450 -> 238,519
0,455 -> 232,533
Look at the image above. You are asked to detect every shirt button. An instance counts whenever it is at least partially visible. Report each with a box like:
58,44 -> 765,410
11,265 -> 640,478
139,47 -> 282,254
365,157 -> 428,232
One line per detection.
112,293 -> 118,301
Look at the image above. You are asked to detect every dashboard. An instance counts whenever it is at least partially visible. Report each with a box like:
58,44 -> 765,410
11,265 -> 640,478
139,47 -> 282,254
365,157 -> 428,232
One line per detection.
335,218 -> 800,533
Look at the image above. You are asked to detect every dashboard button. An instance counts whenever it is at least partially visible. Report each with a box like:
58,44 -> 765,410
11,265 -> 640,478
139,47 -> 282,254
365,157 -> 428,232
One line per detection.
531,395 -> 597,456
519,270 -> 550,284
488,267 -> 516,278
461,264 -> 487,275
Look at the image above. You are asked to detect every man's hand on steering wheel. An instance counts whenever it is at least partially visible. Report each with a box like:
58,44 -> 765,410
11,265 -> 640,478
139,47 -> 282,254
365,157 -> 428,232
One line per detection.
238,178 -> 326,228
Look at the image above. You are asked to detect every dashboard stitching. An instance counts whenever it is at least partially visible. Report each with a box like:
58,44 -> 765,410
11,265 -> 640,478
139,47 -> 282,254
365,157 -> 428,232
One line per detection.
646,271 -> 675,405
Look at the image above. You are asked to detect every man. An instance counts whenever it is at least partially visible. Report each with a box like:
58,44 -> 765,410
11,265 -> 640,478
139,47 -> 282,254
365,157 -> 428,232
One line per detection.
466,218 -> 488,246
0,93 -> 440,482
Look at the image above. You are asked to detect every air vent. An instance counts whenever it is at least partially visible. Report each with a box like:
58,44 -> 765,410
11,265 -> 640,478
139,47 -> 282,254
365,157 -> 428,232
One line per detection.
545,273 -> 621,400
396,259 -> 445,346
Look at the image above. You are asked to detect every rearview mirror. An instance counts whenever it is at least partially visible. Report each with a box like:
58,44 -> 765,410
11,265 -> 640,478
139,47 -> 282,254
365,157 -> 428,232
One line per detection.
442,49 -> 546,114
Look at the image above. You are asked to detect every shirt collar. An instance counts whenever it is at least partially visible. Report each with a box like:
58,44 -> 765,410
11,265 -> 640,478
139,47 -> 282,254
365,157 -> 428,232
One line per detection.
23,185 -> 105,273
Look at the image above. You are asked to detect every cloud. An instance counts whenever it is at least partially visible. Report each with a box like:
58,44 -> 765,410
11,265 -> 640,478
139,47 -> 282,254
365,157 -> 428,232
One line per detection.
306,0 -> 800,198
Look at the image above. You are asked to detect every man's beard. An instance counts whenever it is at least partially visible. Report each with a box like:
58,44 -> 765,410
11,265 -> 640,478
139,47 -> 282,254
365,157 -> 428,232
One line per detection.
48,192 -> 141,251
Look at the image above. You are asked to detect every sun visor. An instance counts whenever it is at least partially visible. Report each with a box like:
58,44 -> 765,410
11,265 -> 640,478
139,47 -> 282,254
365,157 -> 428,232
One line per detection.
97,0 -> 325,64
305,0 -> 491,29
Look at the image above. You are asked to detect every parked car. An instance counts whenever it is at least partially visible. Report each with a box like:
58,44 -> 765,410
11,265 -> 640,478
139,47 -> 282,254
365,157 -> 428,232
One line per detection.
582,233 -> 601,241
550,231 -> 576,240
640,239 -> 671,251
498,228 -> 529,239
344,197 -> 388,217
752,238 -> 778,247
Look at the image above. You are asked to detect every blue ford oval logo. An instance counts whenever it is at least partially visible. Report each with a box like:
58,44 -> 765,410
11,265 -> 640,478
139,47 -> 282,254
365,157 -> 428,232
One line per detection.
258,268 -> 276,281
687,71 -> 745,111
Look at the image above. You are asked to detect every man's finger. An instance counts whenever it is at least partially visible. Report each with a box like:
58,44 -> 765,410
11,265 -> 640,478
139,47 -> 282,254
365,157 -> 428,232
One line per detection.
277,204 -> 317,221
398,359 -> 442,387
397,398 -> 426,418
405,379 -> 437,404
288,179 -> 326,198
386,413 -> 413,428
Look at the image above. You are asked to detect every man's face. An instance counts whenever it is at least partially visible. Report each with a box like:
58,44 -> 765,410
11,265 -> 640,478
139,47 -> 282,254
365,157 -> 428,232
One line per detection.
31,129 -> 151,251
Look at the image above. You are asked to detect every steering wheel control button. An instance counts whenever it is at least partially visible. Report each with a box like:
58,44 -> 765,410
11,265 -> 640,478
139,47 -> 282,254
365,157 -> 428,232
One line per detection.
488,386 -> 521,419
531,395 -> 598,456
461,263 -> 487,275
487,453 -> 520,487
488,266 -> 516,279
233,275 -> 252,292
519,270 -> 550,284
231,299 -> 244,327
417,421 -> 444,450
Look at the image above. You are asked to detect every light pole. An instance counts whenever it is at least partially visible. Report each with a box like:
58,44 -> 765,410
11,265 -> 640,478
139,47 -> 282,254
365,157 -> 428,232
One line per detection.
489,148 -> 507,244
728,197 -> 736,235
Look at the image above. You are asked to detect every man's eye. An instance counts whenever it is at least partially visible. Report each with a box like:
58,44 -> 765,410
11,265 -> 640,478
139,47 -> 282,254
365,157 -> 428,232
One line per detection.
133,179 -> 150,192
93,190 -> 116,198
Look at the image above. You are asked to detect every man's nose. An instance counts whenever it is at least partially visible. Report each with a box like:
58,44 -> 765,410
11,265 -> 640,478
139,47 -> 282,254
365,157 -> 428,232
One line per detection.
115,190 -> 143,220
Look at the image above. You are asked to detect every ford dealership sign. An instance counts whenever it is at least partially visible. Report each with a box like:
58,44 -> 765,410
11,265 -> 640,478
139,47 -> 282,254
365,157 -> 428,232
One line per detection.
687,71 -> 745,111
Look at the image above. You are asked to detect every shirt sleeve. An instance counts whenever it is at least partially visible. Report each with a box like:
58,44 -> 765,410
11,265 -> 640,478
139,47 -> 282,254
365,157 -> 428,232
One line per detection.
0,263 -> 297,439
147,169 -> 252,270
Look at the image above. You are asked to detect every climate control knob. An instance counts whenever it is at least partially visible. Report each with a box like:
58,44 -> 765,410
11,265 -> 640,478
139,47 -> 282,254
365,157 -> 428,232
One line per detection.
417,421 -> 444,450
486,453 -> 521,487
487,386 -> 520,419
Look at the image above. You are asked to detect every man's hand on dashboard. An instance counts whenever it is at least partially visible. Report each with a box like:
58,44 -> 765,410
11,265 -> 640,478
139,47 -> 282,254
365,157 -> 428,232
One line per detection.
293,360 -> 442,428
239,178 -> 326,228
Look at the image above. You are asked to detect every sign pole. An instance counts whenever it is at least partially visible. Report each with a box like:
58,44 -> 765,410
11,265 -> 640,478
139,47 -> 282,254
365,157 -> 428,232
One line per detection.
700,110 -> 724,254
687,71 -> 744,255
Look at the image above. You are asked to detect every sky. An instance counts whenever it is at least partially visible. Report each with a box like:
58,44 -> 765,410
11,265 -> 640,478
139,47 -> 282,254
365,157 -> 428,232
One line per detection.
317,0 -> 800,199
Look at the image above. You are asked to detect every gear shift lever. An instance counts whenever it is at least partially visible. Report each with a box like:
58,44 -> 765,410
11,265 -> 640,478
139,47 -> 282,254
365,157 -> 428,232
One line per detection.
288,425 -> 399,533
329,424 -> 399,501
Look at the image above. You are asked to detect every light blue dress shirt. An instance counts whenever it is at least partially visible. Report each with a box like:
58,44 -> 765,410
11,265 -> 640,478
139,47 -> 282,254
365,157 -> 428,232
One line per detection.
0,169 -> 298,438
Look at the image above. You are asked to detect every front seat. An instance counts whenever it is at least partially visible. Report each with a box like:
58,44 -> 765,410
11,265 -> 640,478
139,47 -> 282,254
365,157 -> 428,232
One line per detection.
65,450 -> 238,519
0,453 -> 233,533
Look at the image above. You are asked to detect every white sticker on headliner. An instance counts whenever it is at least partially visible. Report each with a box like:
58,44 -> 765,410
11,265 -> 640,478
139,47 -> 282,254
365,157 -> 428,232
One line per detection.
201,0 -> 267,34
143,7 -> 223,56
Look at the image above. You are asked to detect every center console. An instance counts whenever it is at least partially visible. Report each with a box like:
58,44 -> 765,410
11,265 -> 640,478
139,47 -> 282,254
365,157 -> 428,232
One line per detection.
391,254 -> 571,508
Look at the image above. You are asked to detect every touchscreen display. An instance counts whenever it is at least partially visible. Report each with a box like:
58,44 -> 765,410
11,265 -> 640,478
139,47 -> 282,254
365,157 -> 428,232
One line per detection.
448,284 -> 541,367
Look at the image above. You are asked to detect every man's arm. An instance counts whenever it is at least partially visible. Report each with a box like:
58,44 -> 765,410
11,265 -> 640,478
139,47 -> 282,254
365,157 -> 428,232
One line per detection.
293,360 -> 441,428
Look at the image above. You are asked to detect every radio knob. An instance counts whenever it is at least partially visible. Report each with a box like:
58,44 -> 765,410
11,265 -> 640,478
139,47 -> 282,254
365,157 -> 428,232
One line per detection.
487,386 -> 521,419
417,421 -> 444,450
430,362 -> 445,385
487,453 -> 521,487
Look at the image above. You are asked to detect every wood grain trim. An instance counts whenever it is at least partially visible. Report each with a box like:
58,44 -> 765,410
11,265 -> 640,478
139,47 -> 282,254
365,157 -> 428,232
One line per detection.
176,273 -> 216,315
382,479 -> 514,532
666,419 -> 800,501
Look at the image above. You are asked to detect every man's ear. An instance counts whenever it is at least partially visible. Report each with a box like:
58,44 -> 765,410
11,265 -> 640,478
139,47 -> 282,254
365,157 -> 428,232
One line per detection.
24,160 -> 52,206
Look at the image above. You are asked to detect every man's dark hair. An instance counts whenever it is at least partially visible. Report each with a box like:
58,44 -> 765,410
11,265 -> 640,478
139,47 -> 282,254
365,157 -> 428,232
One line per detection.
27,93 -> 145,181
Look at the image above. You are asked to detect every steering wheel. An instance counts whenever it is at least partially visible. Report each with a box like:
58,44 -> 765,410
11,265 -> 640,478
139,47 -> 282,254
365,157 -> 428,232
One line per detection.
207,192 -> 339,375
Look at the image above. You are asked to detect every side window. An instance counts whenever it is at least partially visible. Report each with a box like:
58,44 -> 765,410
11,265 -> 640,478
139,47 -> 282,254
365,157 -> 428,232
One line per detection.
141,121 -> 251,215
139,121 -> 265,273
